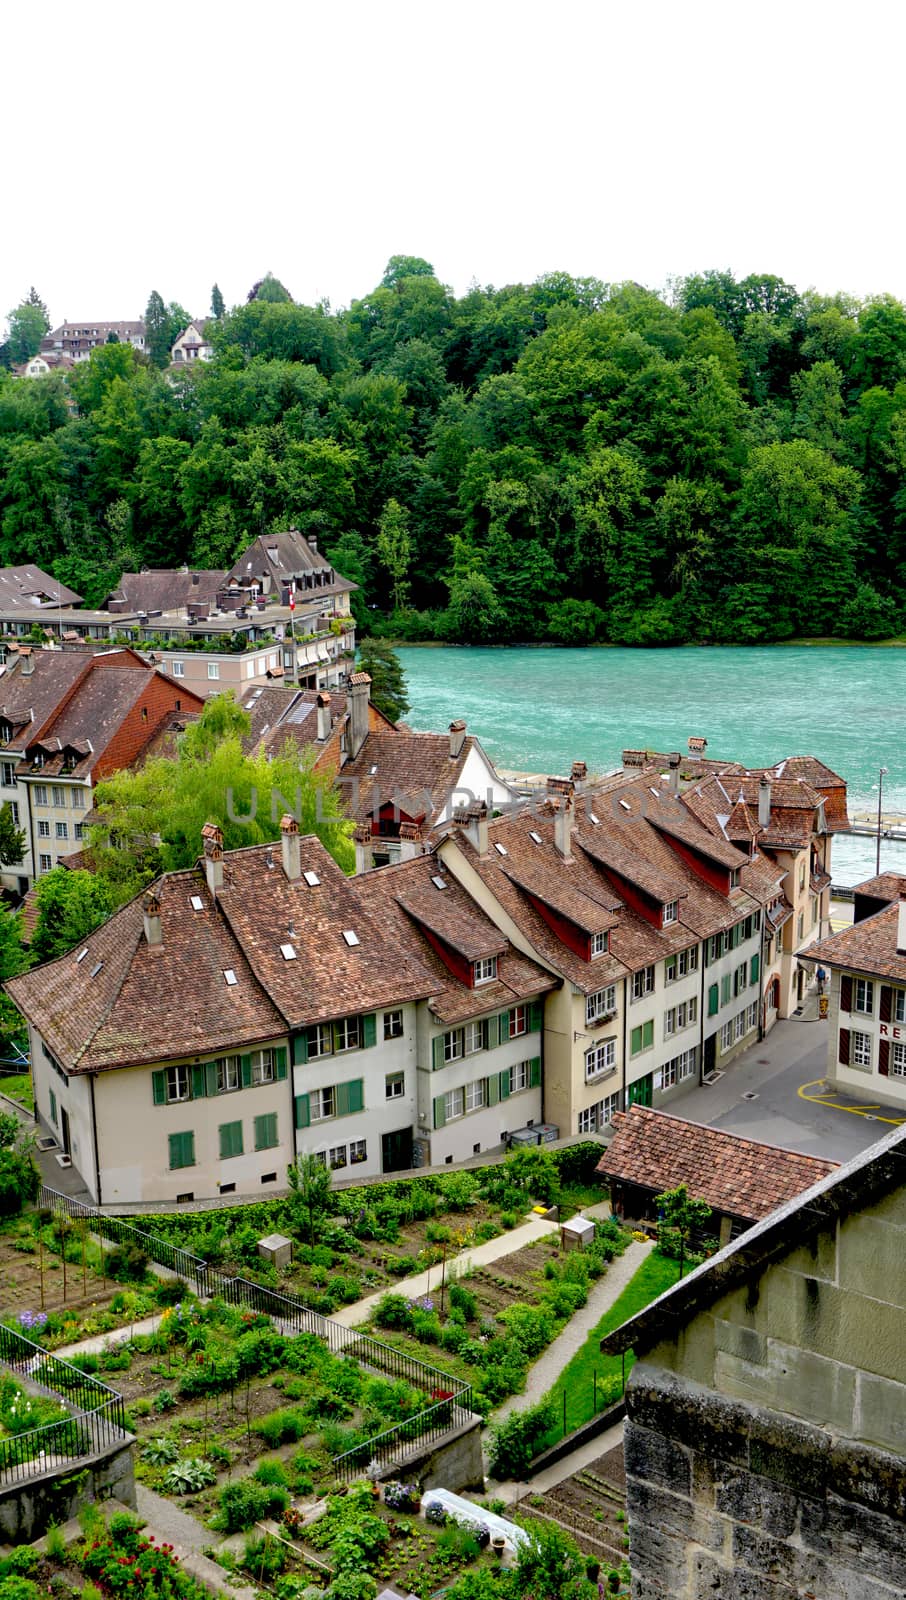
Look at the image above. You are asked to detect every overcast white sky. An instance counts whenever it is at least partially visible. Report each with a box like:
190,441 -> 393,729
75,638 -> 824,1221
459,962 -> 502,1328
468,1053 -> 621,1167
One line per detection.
3,0 -> 904,328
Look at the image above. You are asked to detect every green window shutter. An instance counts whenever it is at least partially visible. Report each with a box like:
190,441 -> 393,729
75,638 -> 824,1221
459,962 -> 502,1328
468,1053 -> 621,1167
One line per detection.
169,1131 -> 194,1170
205,1061 -> 218,1097
499,1069 -> 510,1101
529,1056 -> 541,1088
362,1013 -> 377,1049
528,999 -> 543,1032
750,953 -> 760,985
293,1033 -> 309,1066
295,1093 -> 310,1130
708,983 -> 719,1017
721,975 -> 731,1007
433,1093 -> 446,1130
255,1113 -> 278,1150
630,1025 -> 641,1055
348,1078 -> 364,1114
335,1080 -> 350,1117
486,1014 -> 499,1049
219,1121 -> 243,1159
241,1054 -> 252,1088
643,1020 -> 653,1050
152,1070 -> 167,1106
500,1010 -> 512,1040
487,1073 -> 499,1107
274,1046 -> 287,1081
191,1064 -> 206,1100
432,1035 -> 445,1071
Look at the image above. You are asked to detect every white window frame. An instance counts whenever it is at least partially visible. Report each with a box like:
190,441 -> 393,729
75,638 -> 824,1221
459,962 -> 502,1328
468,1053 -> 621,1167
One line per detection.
349,1138 -> 367,1164
508,1005 -> 527,1039
590,930 -> 607,957
851,1030 -> 872,1069
891,1042 -> 906,1078
38,820 -> 50,838
383,1009 -> 404,1041
310,1086 -> 335,1121
443,1029 -> 463,1063
328,1144 -> 347,1170
854,978 -> 874,1016
35,785 -> 48,806
307,1023 -> 333,1059
335,1015 -> 362,1052
895,990 -> 906,1025
385,1071 -> 405,1100
444,1086 -> 465,1121
207,662 -> 220,680
465,1079 -> 486,1112
663,901 -> 678,925
52,786 -> 65,807
218,1055 -> 241,1093
166,1064 -> 190,1103
251,1048 -> 275,1085
508,1060 -> 530,1094
39,853 -> 52,872
585,1040 -> 616,1082
586,985 -> 616,1024
720,1020 -> 733,1051
464,1020 -> 486,1055
632,965 -> 655,1001
172,661 -> 185,678
474,956 -> 498,986
55,821 -> 68,840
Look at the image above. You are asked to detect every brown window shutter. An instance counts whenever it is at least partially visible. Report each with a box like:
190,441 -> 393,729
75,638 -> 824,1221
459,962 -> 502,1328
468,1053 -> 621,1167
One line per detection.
879,1039 -> 890,1076
838,1028 -> 850,1066
880,985 -> 892,1024
840,975 -> 852,1012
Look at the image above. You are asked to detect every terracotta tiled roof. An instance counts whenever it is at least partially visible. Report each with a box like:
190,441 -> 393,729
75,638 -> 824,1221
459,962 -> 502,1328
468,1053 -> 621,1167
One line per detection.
397,879 -> 507,963
502,858 -> 620,936
851,873 -> 906,901
106,570 -> 226,613
805,901 -> 906,983
341,731 -> 495,829
596,1105 -> 838,1222
354,855 -> 556,1026
6,872 -> 286,1073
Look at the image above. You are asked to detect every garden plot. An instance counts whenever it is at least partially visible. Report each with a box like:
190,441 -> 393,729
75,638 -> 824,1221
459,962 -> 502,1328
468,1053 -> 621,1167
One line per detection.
515,1444 -> 629,1569
0,1211 -> 126,1321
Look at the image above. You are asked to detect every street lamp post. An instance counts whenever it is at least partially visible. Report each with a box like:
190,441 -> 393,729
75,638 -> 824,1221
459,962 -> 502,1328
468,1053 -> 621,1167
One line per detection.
876,766 -> 888,876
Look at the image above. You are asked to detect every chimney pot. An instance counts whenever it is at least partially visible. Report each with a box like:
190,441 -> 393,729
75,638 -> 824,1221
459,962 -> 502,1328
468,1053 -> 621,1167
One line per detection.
454,801 -> 489,857
667,752 -> 681,795
449,720 -> 467,760
353,820 -> 372,875
280,813 -> 301,879
316,691 -> 332,742
201,821 -> 224,892
554,795 -> 574,861
570,761 -> 587,791
348,672 -> 371,755
142,888 -> 162,946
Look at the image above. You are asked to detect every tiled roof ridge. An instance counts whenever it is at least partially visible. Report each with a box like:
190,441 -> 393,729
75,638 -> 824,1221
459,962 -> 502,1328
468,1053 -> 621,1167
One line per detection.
607,1103 -> 840,1171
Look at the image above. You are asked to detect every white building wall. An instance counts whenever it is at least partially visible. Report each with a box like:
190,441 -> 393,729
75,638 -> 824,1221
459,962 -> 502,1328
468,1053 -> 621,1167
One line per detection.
293,1004 -> 418,1177
437,744 -> 519,824
420,1017 -> 543,1165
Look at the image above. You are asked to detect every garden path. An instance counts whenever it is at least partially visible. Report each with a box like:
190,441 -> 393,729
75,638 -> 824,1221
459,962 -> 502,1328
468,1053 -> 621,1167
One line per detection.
490,1239 -> 652,1425
330,1213 -> 561,1329
134,1485 -> 260,1600
53,1312 -> 164,1359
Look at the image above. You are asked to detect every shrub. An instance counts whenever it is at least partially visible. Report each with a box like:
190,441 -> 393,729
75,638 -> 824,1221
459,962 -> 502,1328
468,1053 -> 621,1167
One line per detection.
253,1407 -> 308,1447
487,1398 -> 557,1478
504,1147 -> 560,1206
152,1388 -> 175,1413
254,1458 -> 288,1487
448,1283 -> 477,1321
68,1353 -> 99,1375
153,1278 -> 189,1306
219,1476 -> 290,1533
473,1220 -> 501,1243
411,1309 -> 442,1344
442,1172 -> 479,1211
242,1535 -> 287,1579
141,1436 -> 179,1465
387,1253 -> 418,1277
500,1211 -> 519,1230
497,1302 -> 554,1359
373,1293 -> 413,1332
105,1243 -> 148,1282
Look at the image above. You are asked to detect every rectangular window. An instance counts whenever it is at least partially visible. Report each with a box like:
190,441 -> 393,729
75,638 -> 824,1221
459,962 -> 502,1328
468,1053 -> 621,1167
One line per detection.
746,1001 -> 758,1032
443,1029 -> 463,1063
474,956 -> 498,985
349,1139 -> 367,1164
219,1120 -> 243,1159
169,1130 -> 195,1170
891,1042 -> 906,1078
72,788 -> 87,809
465,1079 -> 486,1112
254,1113 -> 278,1150
39,853 -> 52,872
586,985 -> 616,1024
707,934 -> 721,964
895,991 -> 906,1025
383,1009 -> 403,1040
310,1086 -> 335,1121
306,1023 -> 333,1059
74,823 -> 83,841
665,947 -> 697,982
851,1030 -> 872,1068
251,1048 -> 275,1084
328,1143 -> 347,1170
38,820 -> 50,838
55,821 -> 68,840
630,1019 -> 654,1056
632,966 -> 655,1001
664,1006 -> 677,1038
663,901 -> 678,925
508,1005 -> 527,1039
578,1093 -> 620,1135
720,1020 -> 733,1051
797,913 -> 804,942
172,661 -> 185,678
167,1064 -> 190,1103
464,1019 -> 486,1054
508,1060 -> 530,1094
854,978 -> 874,1015
734,961 -> 747,996
49,1088 -> 57,1125
334,1016 -> 361,1052
1,762 -> 15,787
590,930 -> 607,956
735,1010 -> 745,1041
207,662 -> 220,680
52,786 -> 65,807
444,1086 -> 465,1121
218,1055 -> 241,1093
811,897 -> 818,927
385,1071 -> 405,1099
661,1056 -> 678,1089
585,1039 -> 616,1081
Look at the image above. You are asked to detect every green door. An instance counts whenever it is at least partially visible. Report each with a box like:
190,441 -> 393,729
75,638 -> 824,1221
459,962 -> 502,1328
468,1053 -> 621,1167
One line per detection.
627,1074 -> 653,1108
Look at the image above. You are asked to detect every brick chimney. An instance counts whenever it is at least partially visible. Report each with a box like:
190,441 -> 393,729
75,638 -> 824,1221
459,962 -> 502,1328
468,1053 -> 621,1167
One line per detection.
758,778 -> 772,828
348,672 -> 371,759
280,813 -> 301,880
570,761 -> 587,792
898,893 -> 906,955
667,752 -> 681,796
399,821 -> 422,862
554,795 -> 574,862
142,888 -> 162,946
454,801 -> 488,858
449,720 -> 467,760
316,691 -> 331,742
201,821 -> 224,893
353,820 -> 372,876
20,648 -> 34,677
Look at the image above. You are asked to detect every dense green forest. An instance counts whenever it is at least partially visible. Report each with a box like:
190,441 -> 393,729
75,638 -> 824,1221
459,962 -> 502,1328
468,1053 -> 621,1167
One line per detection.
2,262 -> 906,644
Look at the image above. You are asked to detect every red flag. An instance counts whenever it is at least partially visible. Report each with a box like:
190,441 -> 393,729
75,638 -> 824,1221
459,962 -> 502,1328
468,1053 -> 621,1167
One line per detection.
289,583 -> 295,611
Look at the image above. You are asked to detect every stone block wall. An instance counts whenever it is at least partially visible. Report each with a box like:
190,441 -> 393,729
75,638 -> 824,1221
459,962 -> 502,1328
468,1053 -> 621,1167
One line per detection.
624,1367 -> 906,1600
0,1437 -> 135,1543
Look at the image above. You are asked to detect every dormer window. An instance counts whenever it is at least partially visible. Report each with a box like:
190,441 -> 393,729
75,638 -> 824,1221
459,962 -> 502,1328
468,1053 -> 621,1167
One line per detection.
473,956 -> 498,986
590,930 -> 608,957
730,869 -> 740,888
33,752 -> 45,770
0,723 -> 11,744
663,901 -> 678,925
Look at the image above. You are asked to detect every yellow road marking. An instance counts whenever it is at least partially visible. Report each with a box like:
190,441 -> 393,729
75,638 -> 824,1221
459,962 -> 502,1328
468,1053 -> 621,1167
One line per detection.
798,1079 -> 905,1125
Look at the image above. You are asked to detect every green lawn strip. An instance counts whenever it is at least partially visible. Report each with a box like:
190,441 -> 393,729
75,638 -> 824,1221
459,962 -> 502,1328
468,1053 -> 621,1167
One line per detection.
535,1250 -> 681,1450
0,1074 -> 33,1113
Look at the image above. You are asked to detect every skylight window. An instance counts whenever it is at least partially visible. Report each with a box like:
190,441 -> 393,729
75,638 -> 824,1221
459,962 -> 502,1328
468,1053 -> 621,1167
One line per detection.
76,948 -> 88,964
303,870 -> 320,887
369,764 -> 378,775
190,895 -> 204,911
342,930 -> 360,947
494,842 -> 508,857
619,799 -> 631,812
649,787 -> 660,800
223,969 -> 238,986
280,944 -> 297,961
529,830 -> 542,844
431,875 -> 447,890
90,962 -> 102,978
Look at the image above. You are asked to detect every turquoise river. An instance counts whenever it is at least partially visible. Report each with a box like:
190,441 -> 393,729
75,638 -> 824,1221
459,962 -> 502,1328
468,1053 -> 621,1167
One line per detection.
396,645 -> 906,886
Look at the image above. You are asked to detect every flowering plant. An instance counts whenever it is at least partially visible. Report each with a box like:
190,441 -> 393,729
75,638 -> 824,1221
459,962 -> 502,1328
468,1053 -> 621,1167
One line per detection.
382,1480 -> 419,1512
17,1310 -> 48,1334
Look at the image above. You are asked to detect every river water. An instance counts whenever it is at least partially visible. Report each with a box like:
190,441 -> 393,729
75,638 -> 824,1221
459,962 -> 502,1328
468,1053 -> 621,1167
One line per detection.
397,645 -> 906,887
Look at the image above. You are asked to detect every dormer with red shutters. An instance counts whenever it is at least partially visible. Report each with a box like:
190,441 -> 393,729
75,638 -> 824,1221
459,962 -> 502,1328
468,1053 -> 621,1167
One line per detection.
579,831 -> 687,931
503,857 -> 620,962
646,808 -> 746,896
397,879 -> 506,990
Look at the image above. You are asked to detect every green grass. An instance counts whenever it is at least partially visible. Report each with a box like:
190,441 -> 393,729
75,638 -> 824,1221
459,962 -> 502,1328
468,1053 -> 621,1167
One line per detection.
536,1249 -> 681,1450
0,1073 -> 33,1113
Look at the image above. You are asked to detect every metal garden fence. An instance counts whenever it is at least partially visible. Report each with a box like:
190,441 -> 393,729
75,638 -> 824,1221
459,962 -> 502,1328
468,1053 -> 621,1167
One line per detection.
0,1319 -> 127,1486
